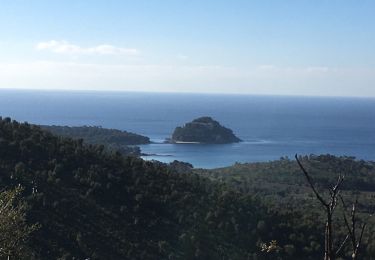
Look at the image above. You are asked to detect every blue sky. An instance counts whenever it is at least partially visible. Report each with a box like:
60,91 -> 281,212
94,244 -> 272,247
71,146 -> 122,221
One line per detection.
0,0 -> 375,96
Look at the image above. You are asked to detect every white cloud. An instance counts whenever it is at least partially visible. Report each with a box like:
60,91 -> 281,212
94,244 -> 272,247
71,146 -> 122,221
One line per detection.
36,40 -> 138,55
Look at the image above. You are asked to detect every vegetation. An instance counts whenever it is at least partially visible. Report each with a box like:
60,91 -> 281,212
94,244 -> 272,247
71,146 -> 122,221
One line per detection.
295,154 -> 368,260
198,155 -> 375,259
41,125 -> 150,156
0,186 -> 39,259
1,117 -> 374,259
0,117 -> 286,259
170,117 -> 241,144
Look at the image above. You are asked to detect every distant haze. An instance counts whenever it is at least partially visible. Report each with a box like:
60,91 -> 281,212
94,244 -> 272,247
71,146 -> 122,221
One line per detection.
1,1 -> 375,97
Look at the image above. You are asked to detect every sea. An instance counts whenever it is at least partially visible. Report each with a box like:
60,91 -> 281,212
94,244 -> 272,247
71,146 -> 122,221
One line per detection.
1,89 -> 374,168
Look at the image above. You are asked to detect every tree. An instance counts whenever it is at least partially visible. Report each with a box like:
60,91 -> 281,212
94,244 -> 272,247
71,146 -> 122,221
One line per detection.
340,197 -> 367,260
0,186 -> 38,259
295,154 -> 369,260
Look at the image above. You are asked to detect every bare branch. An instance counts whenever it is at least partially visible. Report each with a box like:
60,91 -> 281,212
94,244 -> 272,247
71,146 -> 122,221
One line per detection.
295,154 -> 328,207
335,234 -> 349,256
340,195 -> 357,248
339,194 -> 347,209
351,200 -> 358,246
357,223 -> 366,249
332,175 -> 344,195
296,154 -> 370,260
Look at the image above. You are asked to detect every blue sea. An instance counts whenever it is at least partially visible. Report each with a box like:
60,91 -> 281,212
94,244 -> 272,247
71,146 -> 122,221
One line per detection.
1,89 -> 375,168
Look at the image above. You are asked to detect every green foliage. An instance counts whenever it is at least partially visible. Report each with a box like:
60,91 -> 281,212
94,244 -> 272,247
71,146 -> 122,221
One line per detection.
198,155 -> 375,259
171,117 -> 241,143
2,117 -> 374,259
0,186 -> 39,259
41,125 -> 150,156
0,117 -> 275,259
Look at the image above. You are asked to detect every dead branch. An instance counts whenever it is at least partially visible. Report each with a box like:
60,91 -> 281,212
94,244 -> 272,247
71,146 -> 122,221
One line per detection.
295,154 -> 346,260
340,196 -> 368,260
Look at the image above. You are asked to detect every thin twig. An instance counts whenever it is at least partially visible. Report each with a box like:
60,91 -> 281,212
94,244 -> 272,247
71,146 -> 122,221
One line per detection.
335,234 -> 349,256
295,154 -> 328,207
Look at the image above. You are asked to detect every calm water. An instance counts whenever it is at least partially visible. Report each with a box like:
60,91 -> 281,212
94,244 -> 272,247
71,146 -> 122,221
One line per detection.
1,89 -> 374,168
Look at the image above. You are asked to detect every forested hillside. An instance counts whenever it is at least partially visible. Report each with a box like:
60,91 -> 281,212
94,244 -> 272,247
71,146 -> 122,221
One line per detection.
0,117 -> 284,259
198,155 -> 375,258
41,125 -> 150,156
1,117 -> 374,259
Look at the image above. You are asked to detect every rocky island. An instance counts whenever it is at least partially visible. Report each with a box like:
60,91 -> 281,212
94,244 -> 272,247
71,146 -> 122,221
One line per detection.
169,116 -> 241,144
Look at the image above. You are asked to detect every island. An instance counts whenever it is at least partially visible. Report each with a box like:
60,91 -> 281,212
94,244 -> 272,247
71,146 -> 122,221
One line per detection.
168,116 -> 242,144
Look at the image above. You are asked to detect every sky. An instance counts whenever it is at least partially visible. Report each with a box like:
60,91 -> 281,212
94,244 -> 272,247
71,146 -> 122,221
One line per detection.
0,0 -> 375,96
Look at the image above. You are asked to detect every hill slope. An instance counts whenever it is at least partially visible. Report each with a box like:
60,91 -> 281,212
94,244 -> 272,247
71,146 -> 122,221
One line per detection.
197,155 -> 375,258
41,125 -> 150,156
3,117 -> 374,259
0,117 -> 275,259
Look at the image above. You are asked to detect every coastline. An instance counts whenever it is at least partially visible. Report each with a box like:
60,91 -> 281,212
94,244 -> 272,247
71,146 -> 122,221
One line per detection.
174,141 -> 201,144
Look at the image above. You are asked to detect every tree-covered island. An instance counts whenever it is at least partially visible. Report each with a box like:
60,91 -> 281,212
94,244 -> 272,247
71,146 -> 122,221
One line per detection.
168,117 -> 242,144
